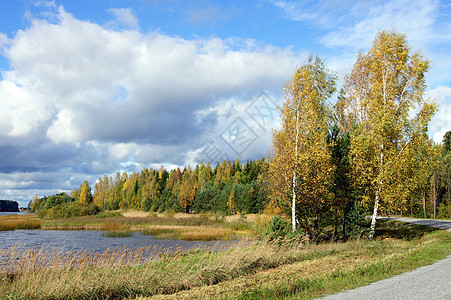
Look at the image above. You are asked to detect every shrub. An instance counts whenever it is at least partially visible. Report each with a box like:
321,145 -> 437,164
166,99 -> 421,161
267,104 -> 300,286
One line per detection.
263,216 -> 290,240
437,203 -> 451,219
164,209 -> 176,218
39,202 -> 100,219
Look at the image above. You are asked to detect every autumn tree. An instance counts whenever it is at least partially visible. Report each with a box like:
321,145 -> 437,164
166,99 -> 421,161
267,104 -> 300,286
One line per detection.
227,188 -> 236,215
267,56 -> 336,234
93,175 -> 109,210
178,168 -> 198,213
78,180 -> 93,205
342,30 -> 436,239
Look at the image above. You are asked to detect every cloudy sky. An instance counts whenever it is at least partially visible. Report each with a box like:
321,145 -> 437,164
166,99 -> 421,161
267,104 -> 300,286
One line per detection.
1,0 -> 450,206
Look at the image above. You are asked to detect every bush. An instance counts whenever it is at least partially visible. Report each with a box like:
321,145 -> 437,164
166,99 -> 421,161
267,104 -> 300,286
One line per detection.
263,216 -> 290,240
95,211 -> 123,218
437,203 -> 451,219
164,209 -> 176,218
344,203 -> 369,237
39,202 -> 100,219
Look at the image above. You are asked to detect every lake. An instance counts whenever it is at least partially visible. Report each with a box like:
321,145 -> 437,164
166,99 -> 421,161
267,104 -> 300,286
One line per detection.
0,229 -> 231,254
0,212 -> 27,216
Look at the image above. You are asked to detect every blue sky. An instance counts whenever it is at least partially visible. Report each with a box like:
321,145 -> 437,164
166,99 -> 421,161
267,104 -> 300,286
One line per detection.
1,0 -> 450,206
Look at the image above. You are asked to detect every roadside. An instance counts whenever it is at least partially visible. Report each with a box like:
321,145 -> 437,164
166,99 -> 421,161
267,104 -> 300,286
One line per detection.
318,217 -> 451,299
318,254 -> 451,300
379,217 -> 451,231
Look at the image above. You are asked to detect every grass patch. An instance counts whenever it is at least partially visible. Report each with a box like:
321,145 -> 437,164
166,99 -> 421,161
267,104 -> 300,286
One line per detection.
143,226 -> 235,241
101,230 -> 133,237
0,214 -> 41,231
1,220 -> 450,299
95,211 -> 123,218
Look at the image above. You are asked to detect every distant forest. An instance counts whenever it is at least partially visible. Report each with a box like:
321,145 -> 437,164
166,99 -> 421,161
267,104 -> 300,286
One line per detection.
30,159 -> 268,218
0,200 -> 20,212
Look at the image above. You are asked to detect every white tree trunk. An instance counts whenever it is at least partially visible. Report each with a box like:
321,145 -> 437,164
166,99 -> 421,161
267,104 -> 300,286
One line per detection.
369,144 -> 384,240
291,106 -> 300,232
292,170 -> 296,232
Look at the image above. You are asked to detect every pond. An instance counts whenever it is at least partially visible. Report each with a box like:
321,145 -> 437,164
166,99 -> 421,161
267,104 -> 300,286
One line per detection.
0,229 -> 231,253
0,212 -> 27,216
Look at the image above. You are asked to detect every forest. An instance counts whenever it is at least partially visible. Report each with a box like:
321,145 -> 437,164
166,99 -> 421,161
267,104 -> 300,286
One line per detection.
0,200 -> 20,212
29,31 -> 451,240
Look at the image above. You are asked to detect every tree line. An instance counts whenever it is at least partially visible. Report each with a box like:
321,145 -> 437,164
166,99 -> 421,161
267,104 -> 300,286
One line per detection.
29,159 -> 268,218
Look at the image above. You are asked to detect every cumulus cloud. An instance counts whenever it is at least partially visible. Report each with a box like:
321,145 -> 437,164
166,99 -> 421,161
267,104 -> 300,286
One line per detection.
0,6 -> 300,201
426,86 -> 451,143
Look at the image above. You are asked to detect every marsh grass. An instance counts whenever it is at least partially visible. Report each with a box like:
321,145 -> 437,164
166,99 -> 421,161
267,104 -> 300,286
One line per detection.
0,214 -> 41,231
101,231 -> 133,238
40,213 -> 253,240
143,226 -> 235,241
1,220 -> 450,299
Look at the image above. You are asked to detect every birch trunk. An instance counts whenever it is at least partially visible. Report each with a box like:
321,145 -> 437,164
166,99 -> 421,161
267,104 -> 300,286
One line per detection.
369,144 -> 384,240
292,170 -> 296,232
292,108 -> 300,232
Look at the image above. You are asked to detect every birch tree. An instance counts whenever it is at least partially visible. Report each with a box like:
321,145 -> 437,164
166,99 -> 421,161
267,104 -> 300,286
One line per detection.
343,30 -> 436,239
268,56 -> 336,234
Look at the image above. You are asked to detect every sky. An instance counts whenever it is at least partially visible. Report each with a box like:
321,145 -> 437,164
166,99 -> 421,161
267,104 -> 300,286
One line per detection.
0,0 -> 450,206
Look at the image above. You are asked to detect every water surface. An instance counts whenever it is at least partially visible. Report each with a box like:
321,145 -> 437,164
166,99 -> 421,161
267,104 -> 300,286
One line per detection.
0,229 -> 229,253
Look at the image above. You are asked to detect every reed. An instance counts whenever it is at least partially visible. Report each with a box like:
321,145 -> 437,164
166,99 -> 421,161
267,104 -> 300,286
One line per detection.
143,226 -> 235,240
0,214 -> 42,231
102,231 -> 133,237
0,221 -> 450,299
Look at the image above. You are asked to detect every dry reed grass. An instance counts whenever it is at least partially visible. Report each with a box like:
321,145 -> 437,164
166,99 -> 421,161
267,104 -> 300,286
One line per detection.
0,214 -> 41,231
143,225 -> 236,241
121,210 -> 150,218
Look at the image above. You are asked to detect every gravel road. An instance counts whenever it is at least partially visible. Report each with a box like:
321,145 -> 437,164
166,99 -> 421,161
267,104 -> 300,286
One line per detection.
317,217 -> 451,300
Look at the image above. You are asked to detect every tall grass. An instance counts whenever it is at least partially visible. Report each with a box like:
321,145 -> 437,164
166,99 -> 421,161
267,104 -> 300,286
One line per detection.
1,220 -> 450,299
143,226 -> 236,241
0,214 -> 41,231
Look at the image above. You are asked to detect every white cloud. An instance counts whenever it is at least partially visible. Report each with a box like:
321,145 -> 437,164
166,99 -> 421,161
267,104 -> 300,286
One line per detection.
320,0 -> 440,50
106,7 -> 139,29
426,86 -> 451,143
0,80 -> 51,138
34,0 -> 57,9
1,7 -> 298,146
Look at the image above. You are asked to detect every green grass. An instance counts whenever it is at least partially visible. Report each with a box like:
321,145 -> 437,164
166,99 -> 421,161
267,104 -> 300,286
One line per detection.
101,230 -> 133,237
1,220 -> 450,299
